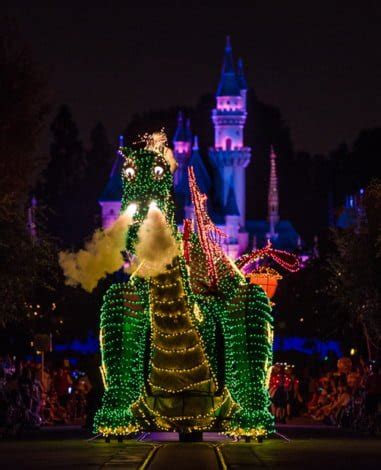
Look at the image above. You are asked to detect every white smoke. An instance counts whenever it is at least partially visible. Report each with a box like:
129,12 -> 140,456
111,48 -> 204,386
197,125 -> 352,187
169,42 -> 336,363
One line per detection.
59,211 -> 133,292
131,205 -> 179,278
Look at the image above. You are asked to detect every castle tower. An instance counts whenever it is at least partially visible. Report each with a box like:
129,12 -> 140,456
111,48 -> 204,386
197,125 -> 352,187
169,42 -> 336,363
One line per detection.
173,111 -> 192,188
236,58 -> 247,112
267,145 -> 279,240
224,177 -> 240,259
184,136 -> 211,222
209,36 -> 251,228
99,135 -> 124,228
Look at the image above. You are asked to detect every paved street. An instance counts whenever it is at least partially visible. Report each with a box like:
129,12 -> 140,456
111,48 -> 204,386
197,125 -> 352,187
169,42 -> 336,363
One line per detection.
0,430 -> 380,469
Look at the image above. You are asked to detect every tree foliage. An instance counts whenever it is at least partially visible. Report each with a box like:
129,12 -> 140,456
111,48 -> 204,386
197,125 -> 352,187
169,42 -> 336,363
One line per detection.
0,20 -> 49,202
327,181 -> 381,358
0,20 -> 56,326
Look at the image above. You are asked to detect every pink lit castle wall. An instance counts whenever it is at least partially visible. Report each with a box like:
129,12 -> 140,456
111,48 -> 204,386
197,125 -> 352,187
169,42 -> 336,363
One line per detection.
99,37 -> 300,258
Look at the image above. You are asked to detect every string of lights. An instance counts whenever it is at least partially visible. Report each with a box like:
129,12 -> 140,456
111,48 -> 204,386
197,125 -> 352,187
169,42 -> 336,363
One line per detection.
94,144 -> 276,439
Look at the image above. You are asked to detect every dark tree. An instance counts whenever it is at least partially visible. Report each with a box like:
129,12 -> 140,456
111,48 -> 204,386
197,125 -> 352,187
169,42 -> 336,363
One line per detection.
327,181 -> 381,359
0,20 -> 56,326
39,105 -> 87,247
87,122 -> 113,184
328,128 -> 381,213
86,122 -> 114,228
0,20 -> 49,202
348,128 -> 381,192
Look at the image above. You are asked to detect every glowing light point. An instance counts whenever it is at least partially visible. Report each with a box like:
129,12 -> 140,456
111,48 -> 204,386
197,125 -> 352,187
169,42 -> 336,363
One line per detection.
125,203 -> 138,217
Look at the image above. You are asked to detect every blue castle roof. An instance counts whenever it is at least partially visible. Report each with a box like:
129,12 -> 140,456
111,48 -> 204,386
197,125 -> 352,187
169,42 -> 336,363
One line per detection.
173,111 -> 189,142
236,58 -> 248,90
224,177 -> 240,216
99,152 -> 123,201
216,36 -> 241,97
179,136 -> 211,206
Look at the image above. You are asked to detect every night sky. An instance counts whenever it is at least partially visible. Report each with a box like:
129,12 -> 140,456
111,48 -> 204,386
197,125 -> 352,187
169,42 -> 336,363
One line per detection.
5,2 -> 381,154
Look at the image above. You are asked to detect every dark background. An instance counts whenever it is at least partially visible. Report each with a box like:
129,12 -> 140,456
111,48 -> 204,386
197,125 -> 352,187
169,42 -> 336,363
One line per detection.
4,2 -> 381,154
1,3 -> 380,354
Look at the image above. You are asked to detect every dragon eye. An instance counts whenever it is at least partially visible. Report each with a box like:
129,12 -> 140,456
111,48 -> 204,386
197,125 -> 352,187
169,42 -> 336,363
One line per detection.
124,167 -> 135,180
153,165 -> 164,179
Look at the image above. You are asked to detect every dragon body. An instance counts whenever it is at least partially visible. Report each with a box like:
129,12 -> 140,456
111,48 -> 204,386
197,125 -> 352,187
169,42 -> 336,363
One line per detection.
94,142 -> 274,438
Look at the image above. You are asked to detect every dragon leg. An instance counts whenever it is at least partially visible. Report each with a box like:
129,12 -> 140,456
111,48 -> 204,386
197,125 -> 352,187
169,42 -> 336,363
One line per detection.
219,283 -> 274,438
242,283 -> 274,436
94,279 -> 149,436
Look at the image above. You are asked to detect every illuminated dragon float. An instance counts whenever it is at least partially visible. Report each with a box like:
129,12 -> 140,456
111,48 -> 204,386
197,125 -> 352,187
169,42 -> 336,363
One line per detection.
60,132 -> 299,441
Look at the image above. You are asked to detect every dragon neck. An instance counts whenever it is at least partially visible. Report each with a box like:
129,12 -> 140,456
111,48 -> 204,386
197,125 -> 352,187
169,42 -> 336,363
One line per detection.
147,258 -> 217,396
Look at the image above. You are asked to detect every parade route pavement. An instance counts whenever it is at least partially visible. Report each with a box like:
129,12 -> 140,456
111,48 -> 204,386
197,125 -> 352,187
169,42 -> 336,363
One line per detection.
0,429 -> 380,469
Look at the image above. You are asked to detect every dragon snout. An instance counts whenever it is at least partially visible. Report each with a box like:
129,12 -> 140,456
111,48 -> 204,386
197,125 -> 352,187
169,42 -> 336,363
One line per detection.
123,200 -> 163,223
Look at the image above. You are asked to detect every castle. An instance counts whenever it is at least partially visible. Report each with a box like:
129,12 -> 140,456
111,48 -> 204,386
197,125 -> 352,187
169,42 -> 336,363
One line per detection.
100,37 -> 299,257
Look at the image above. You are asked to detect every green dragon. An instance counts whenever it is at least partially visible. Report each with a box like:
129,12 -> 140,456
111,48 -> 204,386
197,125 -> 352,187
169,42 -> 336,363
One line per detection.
94,135 -> 274,439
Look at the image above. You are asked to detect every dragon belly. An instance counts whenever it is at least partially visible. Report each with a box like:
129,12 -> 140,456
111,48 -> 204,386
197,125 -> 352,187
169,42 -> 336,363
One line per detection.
131,261 -> 234,431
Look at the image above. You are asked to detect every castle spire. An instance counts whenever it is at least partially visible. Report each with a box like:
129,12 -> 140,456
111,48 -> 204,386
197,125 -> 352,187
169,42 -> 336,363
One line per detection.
236,58 -> 247,90
216,36 -> 240,97
173,111 -> 187,143
193,135 -> 199,151
173,111 -> 192,188
268,145 -> 279,238
185,118 -> 192,142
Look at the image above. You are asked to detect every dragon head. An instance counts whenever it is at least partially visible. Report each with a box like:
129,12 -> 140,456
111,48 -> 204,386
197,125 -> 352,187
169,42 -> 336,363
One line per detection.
120,133 -> 178,257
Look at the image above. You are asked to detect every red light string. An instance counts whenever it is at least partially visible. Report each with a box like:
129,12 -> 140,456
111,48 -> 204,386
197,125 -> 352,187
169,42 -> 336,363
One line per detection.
236,241 -> 300,273
188,166 -> 233,287
182,218 -> 192,264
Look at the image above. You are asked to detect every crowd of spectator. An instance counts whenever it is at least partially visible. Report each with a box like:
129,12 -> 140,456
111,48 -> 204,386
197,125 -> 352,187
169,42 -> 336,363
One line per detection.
0,355 -> 92,437
269,357 -> 381,432
2,353 -> 380,437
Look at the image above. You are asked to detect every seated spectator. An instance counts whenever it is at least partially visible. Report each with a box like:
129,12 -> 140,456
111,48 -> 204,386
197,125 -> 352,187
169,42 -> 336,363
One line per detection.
270,364 -> 287,423
312,381 -> 351,424
44,390 -> 68,424
284,365 -> 302,420
53,367 -> 72,408
365,363 -> 381,433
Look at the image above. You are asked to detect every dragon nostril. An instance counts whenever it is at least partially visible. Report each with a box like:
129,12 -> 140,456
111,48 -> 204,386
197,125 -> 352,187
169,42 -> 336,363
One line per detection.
125,203 -> 138,218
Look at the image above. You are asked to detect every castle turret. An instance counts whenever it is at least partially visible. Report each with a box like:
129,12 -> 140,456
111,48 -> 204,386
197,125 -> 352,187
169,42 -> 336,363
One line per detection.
99,136 -> 124,228
184,136 -> 211,221
267,145 -> 279,240
209,37 -> 251,252
236,58 -> 247,111
224,177 -> 240,259
173,111 -> 192,188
